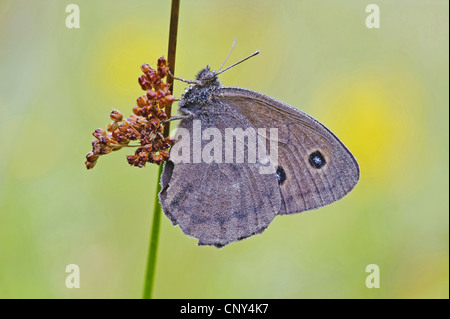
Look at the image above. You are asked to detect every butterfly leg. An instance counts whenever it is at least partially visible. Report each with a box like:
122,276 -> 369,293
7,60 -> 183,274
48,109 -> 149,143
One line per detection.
162,114 -> 193,123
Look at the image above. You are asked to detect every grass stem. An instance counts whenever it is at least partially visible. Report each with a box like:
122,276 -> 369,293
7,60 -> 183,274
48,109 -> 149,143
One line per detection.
142,0 -> 180,299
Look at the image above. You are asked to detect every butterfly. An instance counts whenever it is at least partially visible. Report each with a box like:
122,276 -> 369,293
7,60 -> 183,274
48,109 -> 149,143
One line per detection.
159,45 -> 359,248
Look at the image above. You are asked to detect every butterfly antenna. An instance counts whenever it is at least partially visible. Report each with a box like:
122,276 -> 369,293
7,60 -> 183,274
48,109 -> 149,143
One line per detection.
217,38 -> 237,72
215,50 -> 260,76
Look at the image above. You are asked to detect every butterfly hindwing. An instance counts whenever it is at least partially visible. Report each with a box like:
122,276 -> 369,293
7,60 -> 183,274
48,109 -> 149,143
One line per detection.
160,110 -> 281,247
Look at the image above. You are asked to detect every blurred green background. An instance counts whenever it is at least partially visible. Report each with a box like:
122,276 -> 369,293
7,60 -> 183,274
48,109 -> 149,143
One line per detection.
0,0 -> 448,298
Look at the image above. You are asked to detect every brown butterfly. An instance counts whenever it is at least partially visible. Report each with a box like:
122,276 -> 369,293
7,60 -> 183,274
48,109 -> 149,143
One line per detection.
160,45 -> 359,248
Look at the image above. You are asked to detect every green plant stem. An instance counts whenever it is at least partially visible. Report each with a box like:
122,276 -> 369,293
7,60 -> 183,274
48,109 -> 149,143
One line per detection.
142,164 -> 164,299
142,0 -> 180,299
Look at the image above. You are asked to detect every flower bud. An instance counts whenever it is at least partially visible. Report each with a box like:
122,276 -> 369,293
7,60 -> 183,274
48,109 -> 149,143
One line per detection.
85,159 -> 97,169
152,154 -> 163,165
86,151 -> 99,162
143,144 -> 153,152
157,57 -> 167,68
141,63 -> 152,74
110,109 -> 123,122
158,110 -> 168,120
138,75 -> 152,90
126,155 -> 136,165
146,90 -> 157,100
93,128 -> 106,139
132,105 -> 141,116
137,96 -> 149,108
149,118 -> 160,130
107,121 -> 119,132
99,145 -> 112,155
160,150 -> 170,160
164,95 -> 175,104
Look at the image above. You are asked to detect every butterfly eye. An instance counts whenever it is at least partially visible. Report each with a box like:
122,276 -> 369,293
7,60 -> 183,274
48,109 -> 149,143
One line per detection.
308,151 -> 326,169
276,166 -> 286,185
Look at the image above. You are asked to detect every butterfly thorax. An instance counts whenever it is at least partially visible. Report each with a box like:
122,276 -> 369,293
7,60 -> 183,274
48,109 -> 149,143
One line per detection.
178,66 -> 221,113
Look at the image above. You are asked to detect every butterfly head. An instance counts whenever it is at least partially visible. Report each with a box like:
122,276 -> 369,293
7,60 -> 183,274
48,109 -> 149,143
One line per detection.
177,66 -> 220,110
178,48 -> 259,110
195,66 -> 219,86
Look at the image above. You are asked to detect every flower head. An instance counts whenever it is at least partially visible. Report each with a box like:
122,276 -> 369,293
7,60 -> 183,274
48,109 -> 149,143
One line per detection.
85,57 -> 175,169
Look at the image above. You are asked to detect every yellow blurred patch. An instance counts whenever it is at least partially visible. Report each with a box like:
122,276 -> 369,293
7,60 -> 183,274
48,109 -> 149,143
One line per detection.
88,19 -> 166,98
312,69 -> 422,182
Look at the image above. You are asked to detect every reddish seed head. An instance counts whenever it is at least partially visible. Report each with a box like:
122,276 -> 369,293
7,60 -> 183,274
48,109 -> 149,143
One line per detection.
160,150 -> 170,160
152,154 -> 163,165
107,121 -> 119,132
141,63 -> 152,74
99,146 -> 112,155
165,95 -> 175,104
157,57 -> 167,67
146,90 -> 157,100
136,96 -> 149,108
93,128 -> 106,139
91,140 -> 101,155
86,55 -> 176,170
153,79 -> 163,91
86,151 -> 99,162
158,68 -> 168,79
156,90 -> 166,99
164,137 -> 175,146
132,105 -> 141,116
126,155 -> 136,165
138,75 -> 152,90
149,104 -> 159,113
148,118 -> 159,130
99,136 -> 109,145
85,159 -> 97,169
139,152 -> 148,160
157,57 -> 168,79
110,109 -> 123,122
147,71 -> 157,83
159,100 -> 168,110
158,111 -> 168,121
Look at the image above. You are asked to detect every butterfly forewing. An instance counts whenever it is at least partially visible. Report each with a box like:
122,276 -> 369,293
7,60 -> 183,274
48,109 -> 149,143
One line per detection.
216,87 -> 360,215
